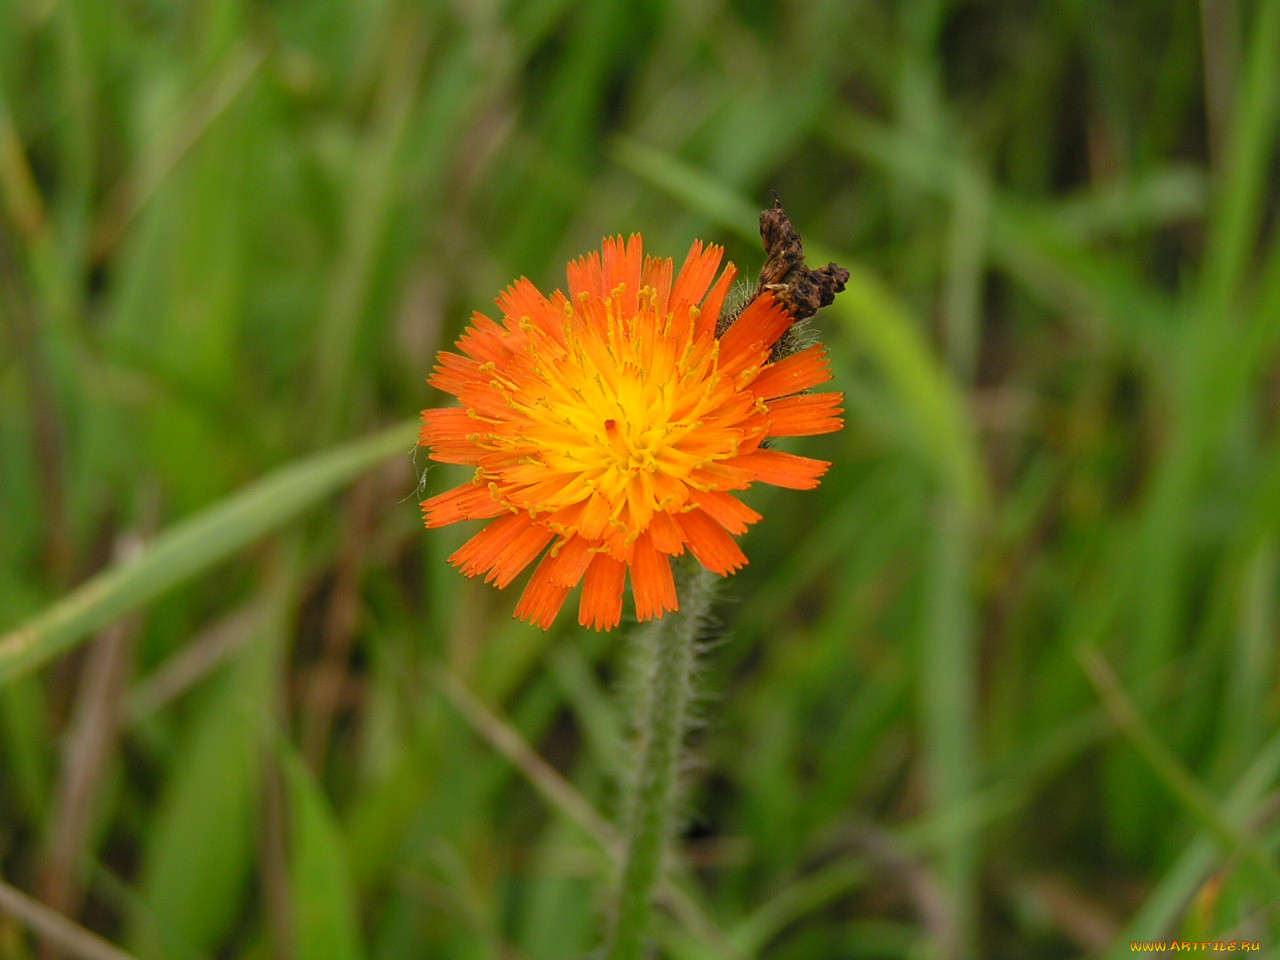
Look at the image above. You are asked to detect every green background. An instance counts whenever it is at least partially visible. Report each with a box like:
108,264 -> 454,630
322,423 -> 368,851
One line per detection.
2,0 -> 1279,957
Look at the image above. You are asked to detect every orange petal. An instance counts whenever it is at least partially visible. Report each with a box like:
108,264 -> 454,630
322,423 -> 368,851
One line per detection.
567,250 -> 604,300
718,293 -> 792,374
576,492 -> 614,541
544,535 -> 595,588
424,441 -> 485,465
641,254 -> 673,312
548,289 -> 571,316
504,473 -> 582,512
665,301 -> 697,347
487,521 -> 555,588
420,409 -> 485,465
456,312 -> 512,364
734,449 -> 830,489
692,490 -> 761,535
449,512 -> 531,578
630,535 -> 677,621
647,511 -> 687,555
541,498 -> 594,540
696,261 -> 738,338
421,483 -> 507,528
453,375 -> 517,418
514,554 -> 571,629
675,508 -> 747,576
765,392 -> 844,437
750,344 -> 833,398
623,476 -> 656,532
427,351 -> 482,396
603,234 -> 644,300
579,553 -> 625,630
688,458 -> 754,491
671,241 -> 724,307
420,407 -> 474,443
497,277 -> 549,322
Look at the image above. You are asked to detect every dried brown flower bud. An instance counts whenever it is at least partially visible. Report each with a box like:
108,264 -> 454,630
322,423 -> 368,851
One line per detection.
716,199 -> 849,359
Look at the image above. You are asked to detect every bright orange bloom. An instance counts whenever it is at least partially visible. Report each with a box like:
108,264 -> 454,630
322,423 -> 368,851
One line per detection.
420,235 -> 842,630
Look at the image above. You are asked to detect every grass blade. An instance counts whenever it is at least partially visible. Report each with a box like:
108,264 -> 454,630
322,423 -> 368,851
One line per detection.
281,747 -> 367,960
0,421 -> 417,684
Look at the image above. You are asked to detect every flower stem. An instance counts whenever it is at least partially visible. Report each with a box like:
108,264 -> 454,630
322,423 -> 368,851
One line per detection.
605,559 -> 715,960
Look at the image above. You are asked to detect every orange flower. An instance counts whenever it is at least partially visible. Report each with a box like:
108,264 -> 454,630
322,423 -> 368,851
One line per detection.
420,235 -> 842,630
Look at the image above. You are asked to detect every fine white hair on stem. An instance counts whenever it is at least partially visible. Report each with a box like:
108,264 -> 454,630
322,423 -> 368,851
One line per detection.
605,560 -> 720,959
714,277 -> 757,337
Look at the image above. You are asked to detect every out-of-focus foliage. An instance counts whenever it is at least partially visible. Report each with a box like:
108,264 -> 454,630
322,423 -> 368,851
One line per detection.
2,0 -> 1279,957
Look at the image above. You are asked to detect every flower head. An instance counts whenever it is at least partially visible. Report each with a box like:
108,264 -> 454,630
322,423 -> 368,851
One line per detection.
420,234 -> 842,630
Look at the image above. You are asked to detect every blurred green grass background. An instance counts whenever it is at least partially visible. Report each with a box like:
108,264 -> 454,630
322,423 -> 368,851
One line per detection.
3,0 -> 1280,957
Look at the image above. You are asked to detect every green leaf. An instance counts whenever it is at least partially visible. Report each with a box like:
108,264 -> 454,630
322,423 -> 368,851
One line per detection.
282,748 -> 366,960
129,636 -> 276,960
0,421 -> 417,684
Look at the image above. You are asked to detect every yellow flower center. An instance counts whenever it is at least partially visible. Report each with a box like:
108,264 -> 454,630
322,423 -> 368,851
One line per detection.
507,285 -> 725,527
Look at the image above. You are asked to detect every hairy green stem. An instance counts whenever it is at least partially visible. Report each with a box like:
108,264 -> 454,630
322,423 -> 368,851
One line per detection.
605,559 -> 715,960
